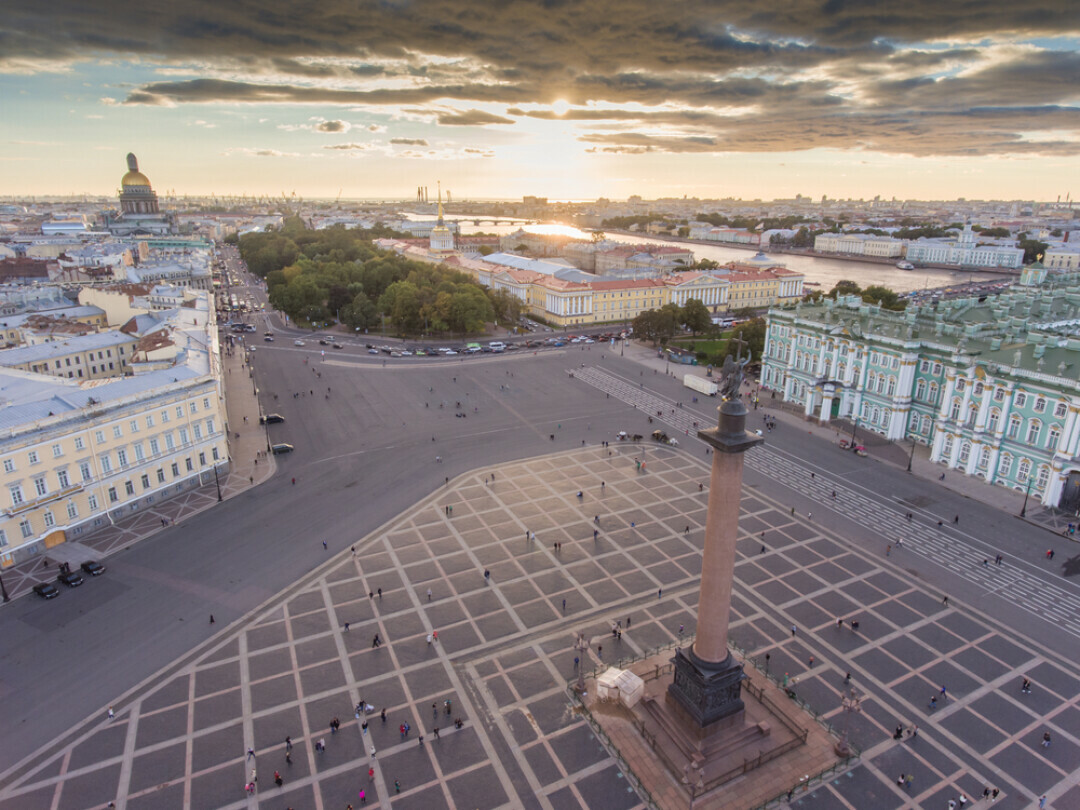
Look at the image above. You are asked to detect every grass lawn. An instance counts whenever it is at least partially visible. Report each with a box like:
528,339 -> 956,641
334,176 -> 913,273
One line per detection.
669,333 -> 732,355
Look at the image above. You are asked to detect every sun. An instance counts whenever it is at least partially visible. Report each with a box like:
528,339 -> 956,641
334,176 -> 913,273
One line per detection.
551,99 -> 570,116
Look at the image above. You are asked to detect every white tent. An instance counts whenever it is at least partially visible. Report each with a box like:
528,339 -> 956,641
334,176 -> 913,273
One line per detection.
595,667 -> 645,708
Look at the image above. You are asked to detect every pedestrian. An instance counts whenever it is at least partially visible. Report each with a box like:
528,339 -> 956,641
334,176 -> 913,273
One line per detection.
323,540 -> 328,550
942,595 -> 949,606
1022,677 -> 1032,694
359,788 -> 367,805
427,588 -> 432,601
894,724 -> 904,740
992,789 -> 999,800
419,735 -> 424,746
370,745 -> 376,759
274,770 -> 282,788
837,617 -> 843,629
381,708 -> 386,723
394,779 -> 401,793
1040,796 -> 1047,809
285,736 -> 292,752
929,695 -> 937,710
372,634 -> 381,648
562,598 -> 566,611
344,622 -> 350,632
954,515 -> 959,524
433,703 -> 438,719
108,706 -> 115,720
1042,731 -> 1052,747
658,588 -> 662,599
940,685 -> 948,699
807,512 -> 812,520
378,587 -> 382,598
247,747 -> 255,759
905,774 -> 913,789
791,625 -> 797,637
209,614 -> 215,624
808,655 -> 814,668
285,751 -> 292,765
909,724 -> 918,738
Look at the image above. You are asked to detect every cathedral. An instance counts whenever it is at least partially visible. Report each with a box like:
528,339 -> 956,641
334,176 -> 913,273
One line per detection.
105,153 -> 176,236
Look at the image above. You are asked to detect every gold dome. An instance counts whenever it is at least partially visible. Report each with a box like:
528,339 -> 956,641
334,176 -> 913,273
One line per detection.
121,170 -> 151,187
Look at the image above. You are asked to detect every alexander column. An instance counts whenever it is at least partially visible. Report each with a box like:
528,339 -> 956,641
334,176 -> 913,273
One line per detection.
668,350 -> 762,733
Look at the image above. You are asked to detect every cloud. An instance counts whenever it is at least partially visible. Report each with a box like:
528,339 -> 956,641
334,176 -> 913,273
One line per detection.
314,119 -> 349,133
367,124 -> 387,132
225,147 -> 302,158
2,1 -> 1076,158
322,142 -> 374,150
390,138 -> 429,145
435,109 -> 515,126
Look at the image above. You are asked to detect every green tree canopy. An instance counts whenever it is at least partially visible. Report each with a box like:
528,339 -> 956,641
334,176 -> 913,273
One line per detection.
681,298 -> 712,335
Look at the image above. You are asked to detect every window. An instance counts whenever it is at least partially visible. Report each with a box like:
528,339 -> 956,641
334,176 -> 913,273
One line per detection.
929,383 -> 939,404
52,444 -> 63,458
943,435 -> 954,458
141,473 -> 150,488
950,399 -> 962,420
74,436 -> 85,450
1037,465 -> 1051,490
999,454 -> 1013,477
0,529 -> 7,546
43,511 -> 54,528
129,420 -> 139,433
124,481 -> 134,496
2,459 -> 13,474
956,379 -> 966,393
161,411 -> 170,424
190,402 -> 198,414
1017,459 -> 1032,483
1048,426 -> 1061,450
101,455 -> 112,473
916,380 -> 927,400
1007,415 -> 1021,439
175,407 -> 183,419
156,469 -> 166,484
887,377 -> 896,396
988,409 -> 1001,433
33,476 -> 47,497
165,434 -> 175,451
959,442 -> 971,464
978,447 -> 991,469
1035,398 -> 1046,414
203,397 -> 211,409
212,447 -> 220,461
79,462 -> 92,482
117,449 -> 128,468
20,519 -> 32,538
88,494 -> 98,510
95,430 -> 105,443
994,388 -> 1005,402
28,450 -> 39,465
185,458 -> 194,472
134,443 -> 145,462
920,360 -> 929,373
206,419 -> 215,435
974,383 -> 984,396
1055,402 -> 1067,418
145,414 -> 155,428
57,469 -> 69,488
66,501 -> 78,520
171,462 -> 180,477
108,486 -> 118,503
933,363 -> 942,375
1015,392 -> 1027,408
1026,420 -> 1041,445
193,424 -> 202,440
198,452 -> 206,466
112,425 -> 122,439
179,428 -> 189,445
922,416 -> 932,436
10,485 -> 24,506
149,438 -> 160,456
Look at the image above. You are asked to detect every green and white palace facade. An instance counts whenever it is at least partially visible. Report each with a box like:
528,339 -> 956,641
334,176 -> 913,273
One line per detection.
761,265 -> 1080,510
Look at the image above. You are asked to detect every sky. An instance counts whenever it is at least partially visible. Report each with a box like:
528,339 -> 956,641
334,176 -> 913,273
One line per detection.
2,1 -> 1079,202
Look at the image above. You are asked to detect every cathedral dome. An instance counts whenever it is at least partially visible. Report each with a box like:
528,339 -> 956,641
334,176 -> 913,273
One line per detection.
121,153 -> 152,188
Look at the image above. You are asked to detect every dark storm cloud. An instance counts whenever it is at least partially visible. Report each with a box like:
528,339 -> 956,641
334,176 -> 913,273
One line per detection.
4,0 -> 1077,156
389,138 -> 429,146
314,119 -> 348,132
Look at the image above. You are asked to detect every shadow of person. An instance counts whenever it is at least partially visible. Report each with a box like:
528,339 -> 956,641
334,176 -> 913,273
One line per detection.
1061,555 -> 1080,579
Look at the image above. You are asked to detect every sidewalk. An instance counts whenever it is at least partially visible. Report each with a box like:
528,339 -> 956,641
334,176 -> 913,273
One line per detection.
620,340 -> 1071,536
0,336 -> 275,603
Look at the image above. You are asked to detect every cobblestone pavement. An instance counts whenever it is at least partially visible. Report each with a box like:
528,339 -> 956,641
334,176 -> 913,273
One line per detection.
3,444 -> 1080,809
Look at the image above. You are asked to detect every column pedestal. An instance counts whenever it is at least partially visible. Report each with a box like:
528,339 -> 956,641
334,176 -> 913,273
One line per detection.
667,648 -> 745,736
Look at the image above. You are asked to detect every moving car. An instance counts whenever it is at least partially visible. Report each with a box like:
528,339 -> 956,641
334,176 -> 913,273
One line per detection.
271,443 -> 294,455
332,343 -> 343,349
263,336 -> 273,342
319,339 -> 329,345
368,348 -> 379,354
294,339 -> 305,346
33,582 -> 59,599
260,413 -> 285,424
81,560 -> 106,576
58,570 -> 84,587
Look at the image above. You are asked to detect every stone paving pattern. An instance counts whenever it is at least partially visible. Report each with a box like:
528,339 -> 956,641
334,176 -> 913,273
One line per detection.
2,446 -> 1079,809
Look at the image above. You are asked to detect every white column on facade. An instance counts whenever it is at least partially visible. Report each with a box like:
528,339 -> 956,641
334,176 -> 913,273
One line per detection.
938,372 -> 957,420
964,438 -> 981,475
973,384 -> 992,431
947,433 -> 962,468
1060,405 -> 1080,456
819,384 -> 835,423
931,424 -> 947,461
804,388 -> 816,418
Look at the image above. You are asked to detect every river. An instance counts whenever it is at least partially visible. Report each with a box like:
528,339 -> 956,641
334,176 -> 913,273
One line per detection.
403,213 -> 1007,294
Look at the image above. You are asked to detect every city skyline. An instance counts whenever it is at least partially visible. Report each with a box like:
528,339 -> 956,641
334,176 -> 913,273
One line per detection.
2,0 -> 1078,201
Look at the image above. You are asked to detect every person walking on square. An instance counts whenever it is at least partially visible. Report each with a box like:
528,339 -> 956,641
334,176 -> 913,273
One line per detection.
1022,677 -> 1032,694
1042,731 -> 1052,748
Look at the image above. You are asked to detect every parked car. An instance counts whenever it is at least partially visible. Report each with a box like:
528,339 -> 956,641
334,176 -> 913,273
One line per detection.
58,570 -> 84,587
263,336 -> 273,342
33,582 -> 59,599
272,443 -> 294,455
294,339 -> 305,346
332,343 -> 343,349
368,348 -> 379,354
260,413 -> 285,424
81,560 -> 106,576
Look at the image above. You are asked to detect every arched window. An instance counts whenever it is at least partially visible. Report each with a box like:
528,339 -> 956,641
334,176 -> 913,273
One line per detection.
1034,398 -> 1046,413
922,416 -> 933,435
987,409 -> 1000,433
872,406 -> 881,424
1018,458 -> 1032,483
978,446 -> 991,468
959,442 -> 971,463
910,412 -> 920,430
999,454 -> 1013,477
1026,419 -> 1041,445
887,377 -> 896,396
1036,464 -> 1051,490
929,382 -> 939,403
1007,414 -> 1021,439
877,376 -> 885,394
916,380 -> 927,400
1015,392 -> 1027,408
943,434 -> 954,458
1048,425 -> 1062,450
950,399 -> 962,420
974,382 -> 984,396
1054,401 -> 1067,418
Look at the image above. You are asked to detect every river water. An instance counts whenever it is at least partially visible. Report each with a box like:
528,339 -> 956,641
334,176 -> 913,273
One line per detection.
409,214 -> 1008,294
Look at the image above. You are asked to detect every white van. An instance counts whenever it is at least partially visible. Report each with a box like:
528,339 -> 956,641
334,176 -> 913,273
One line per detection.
489,341 -> 506,352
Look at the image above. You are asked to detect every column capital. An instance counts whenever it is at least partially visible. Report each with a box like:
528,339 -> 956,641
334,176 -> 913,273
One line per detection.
698,400 -> 765,455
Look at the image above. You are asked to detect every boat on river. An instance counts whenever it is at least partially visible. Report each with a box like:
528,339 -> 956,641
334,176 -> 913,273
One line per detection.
896,261 -> 915,271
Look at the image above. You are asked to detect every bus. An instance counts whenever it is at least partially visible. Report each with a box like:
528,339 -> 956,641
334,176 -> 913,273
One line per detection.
230,294 -> 240,312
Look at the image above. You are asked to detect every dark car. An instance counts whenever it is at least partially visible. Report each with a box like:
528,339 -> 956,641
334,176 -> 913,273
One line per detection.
319,339 -> 329,345
271,443 -> 294,455
33,582 -> 59,599
260,413 -> 285,424
81,560 -> 106,576
58,570 -> 84,587
332,343 -> 343,349
263,336 -> 273,342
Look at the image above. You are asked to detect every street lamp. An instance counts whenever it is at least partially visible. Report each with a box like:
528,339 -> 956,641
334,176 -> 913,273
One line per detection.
907,437 -> 917,472
682,765 -> 705,809
835,688 -> 863,757
0,568 -> 10,602
1020,474 -> 1034,517
849,412 -> 859,450
213,463 -> 222,502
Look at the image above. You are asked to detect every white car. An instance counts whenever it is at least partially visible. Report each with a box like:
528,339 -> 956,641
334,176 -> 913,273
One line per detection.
294,340 -> 305,346
444,349 -> 458,355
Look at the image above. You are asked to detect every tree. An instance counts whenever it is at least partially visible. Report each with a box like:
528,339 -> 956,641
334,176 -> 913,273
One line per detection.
477,245 -> 495,256
1019,239 -> 1050,264
379,280 -> 422,332
681,298 -> 712,335
861,285 -> 906,311
488,288 -> 523,324
341,292 -> 377,330
678,226 -> 690,238
829,280 -> 862,298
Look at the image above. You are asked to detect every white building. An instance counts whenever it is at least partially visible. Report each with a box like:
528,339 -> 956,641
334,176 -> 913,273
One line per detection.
905,224 -> 1024,268
814,233 -> 904,258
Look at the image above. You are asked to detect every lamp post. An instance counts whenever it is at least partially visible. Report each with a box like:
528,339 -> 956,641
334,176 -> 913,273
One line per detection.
849,412 -> 859,450
0,568 -> 10,603
907,436 -> 917,472
1020,474 -> 1034,518
682,765 -> 705,810
835,688 -> 863,757
213,463 -> 222,502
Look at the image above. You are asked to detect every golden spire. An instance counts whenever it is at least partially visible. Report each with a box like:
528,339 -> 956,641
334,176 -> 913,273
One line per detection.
437,180 -> 444,224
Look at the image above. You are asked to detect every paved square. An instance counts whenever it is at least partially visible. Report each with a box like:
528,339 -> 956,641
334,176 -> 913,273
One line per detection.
3,446 -> 1080,809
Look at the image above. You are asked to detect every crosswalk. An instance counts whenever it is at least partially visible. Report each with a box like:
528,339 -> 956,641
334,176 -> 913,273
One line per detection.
573,365 -> 1080,638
